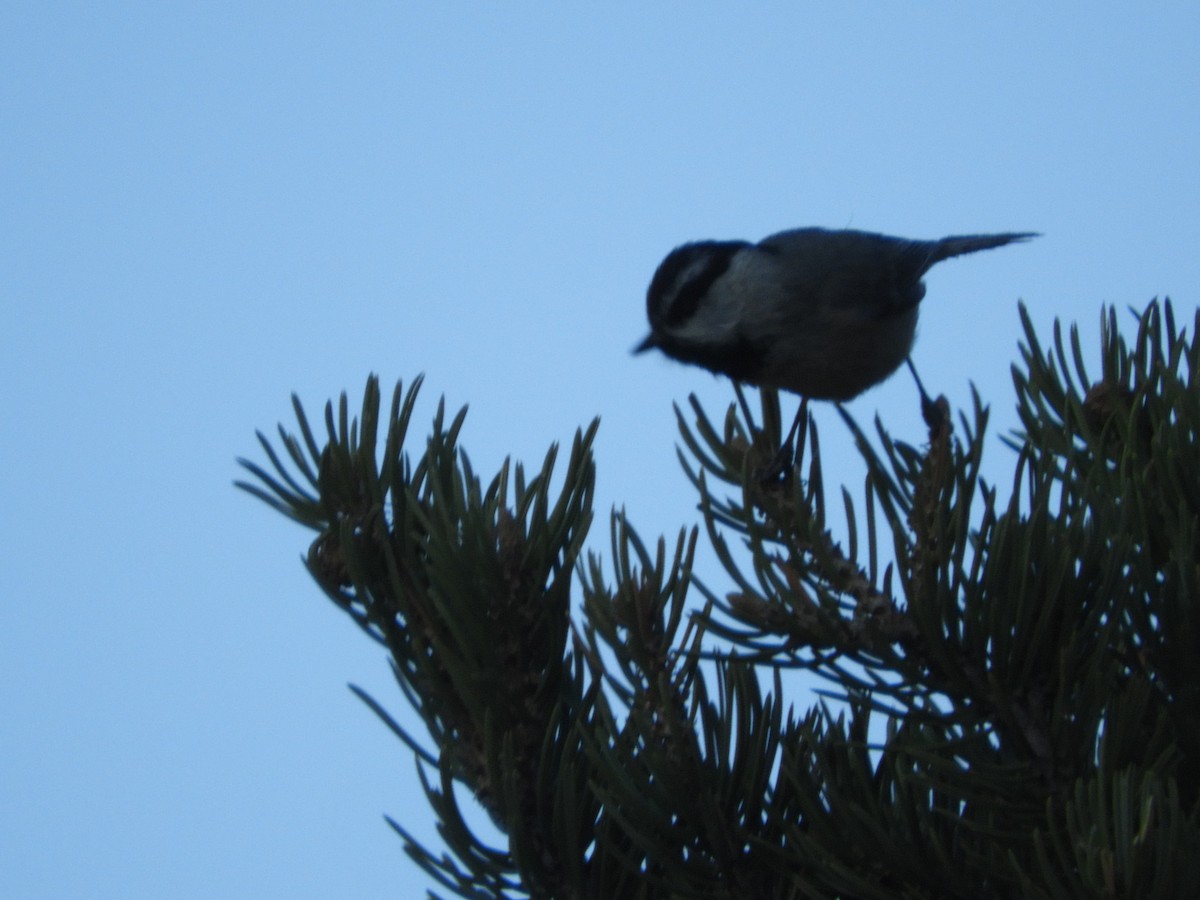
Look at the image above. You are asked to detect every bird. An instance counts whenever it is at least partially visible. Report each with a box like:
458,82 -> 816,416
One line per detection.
635,227 -> 1037,402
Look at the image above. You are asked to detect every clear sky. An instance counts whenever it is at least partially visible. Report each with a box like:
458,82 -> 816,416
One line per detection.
3,3 -> 1198,897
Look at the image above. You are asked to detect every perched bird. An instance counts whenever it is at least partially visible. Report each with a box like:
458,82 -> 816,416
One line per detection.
635,227 -> 1037,401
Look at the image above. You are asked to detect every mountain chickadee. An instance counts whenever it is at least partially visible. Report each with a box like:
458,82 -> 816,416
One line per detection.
635,227 -> 1037,401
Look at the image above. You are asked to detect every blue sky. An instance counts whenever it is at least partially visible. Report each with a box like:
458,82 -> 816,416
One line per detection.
3,4 -> 1198,897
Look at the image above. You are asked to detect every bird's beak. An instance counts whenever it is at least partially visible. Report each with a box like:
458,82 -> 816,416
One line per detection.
633,333 -> 658,354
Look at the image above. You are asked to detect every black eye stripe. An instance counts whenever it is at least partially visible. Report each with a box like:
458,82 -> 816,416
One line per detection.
647,241 -> 749,328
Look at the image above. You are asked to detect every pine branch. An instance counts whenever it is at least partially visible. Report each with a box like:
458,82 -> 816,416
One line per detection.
239,299 -> 1200,897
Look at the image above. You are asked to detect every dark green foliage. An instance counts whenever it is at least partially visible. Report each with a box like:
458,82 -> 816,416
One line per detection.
238,300 -> 1200,898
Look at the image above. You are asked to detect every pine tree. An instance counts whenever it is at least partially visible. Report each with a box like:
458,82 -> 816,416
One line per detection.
238,300 -> 1200,898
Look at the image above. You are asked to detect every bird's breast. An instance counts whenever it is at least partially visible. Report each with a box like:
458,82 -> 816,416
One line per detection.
753,305 -> 919,400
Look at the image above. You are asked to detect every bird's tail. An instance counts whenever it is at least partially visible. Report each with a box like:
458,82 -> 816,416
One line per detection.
928,232 -> 1039,266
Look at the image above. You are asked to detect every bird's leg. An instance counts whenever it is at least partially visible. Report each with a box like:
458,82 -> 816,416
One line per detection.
733,383 -> 803,484
906,358 -> 947,434
758,398 -> 807,484
734,382 -> 758,436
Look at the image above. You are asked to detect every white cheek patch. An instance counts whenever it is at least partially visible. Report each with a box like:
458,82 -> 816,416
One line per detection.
673,275 -> 760,344
662,247 -> 790,346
